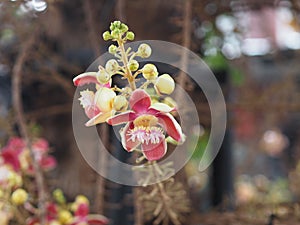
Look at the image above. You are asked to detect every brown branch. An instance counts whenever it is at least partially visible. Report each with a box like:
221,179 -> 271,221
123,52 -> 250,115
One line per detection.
12,31 -> 47,225
82,0 -> 107,214
25,103 -> 72,120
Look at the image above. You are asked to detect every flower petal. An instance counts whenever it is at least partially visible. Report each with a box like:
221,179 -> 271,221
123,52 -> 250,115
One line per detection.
87,215 -> 109,225
142,139 -> 167,161
85,111 -> 114,127
120,122 -> 139,152
107,111 -> 136,125
148,102 -> 174,113
129,89 -> 151,113
157,113 -> 185,143
73,72 -> 100,86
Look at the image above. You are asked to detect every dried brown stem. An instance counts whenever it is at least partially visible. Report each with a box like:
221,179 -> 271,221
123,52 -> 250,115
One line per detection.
12,31 -> 47,225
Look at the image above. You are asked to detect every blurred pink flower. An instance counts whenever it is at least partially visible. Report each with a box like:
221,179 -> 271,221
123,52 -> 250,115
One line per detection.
71,203 -> 109,225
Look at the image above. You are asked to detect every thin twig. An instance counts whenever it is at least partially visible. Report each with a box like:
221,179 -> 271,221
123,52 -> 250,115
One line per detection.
12,31 -> 47,225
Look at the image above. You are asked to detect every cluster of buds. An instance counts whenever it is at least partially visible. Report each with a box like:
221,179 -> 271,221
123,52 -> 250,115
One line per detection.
0,137 -> 108,225
27,189 -> 108,225
73,21 -> 185,162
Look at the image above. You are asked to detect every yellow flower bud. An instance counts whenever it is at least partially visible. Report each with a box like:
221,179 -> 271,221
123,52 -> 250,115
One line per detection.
142,64 -> 158,80
11,188 -> 28,205
163,97 -> 177,108
96,69 -> 111,84
128,60 -> 139,71
154,74 -> 175,95
113,95 -> 128,111
94,87 -> 116,112
105,59 -> 119,74
137,43 -> 152,58
8,172 -> 22,187
58,210 -> 73,224
75,195 -> 89,205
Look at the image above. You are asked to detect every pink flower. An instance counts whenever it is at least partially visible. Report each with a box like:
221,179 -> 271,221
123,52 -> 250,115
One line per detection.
71,203 -> 109,225
107,89 -> 185,161
0,137 -> 56,173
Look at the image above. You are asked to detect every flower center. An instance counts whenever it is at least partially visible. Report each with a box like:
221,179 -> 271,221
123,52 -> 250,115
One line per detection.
127,126 -> 164,145
133,115 -> 158,128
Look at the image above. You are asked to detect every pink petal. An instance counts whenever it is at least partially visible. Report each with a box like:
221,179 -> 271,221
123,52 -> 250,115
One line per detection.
73,72 -> 100,86
107,111 -> 136,125
157,113 -> 185,143
40,156 -> 57,170
75,203 -> 89,217
1,150 -> 21,171
32,138 -> 49,153
120,122 -> 139,152
149,103 -> 174,113
129,89 -> 151,113
85,105 -> 101,119
87,215 -> 109,225
142,139 -> 167,161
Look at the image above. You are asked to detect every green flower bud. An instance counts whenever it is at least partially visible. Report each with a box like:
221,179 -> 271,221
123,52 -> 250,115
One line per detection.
120,23 -> 129,33
53,189 -> 66,204
113,95 -> 128,111
128,60 -> 139,71
105,59 -> 119,74
154,74 -> 175,95
137,43 -> 152,58
96,69 -> 111,84
108,44 -> 118,54
142,64 -> 158,80
111,29 -> 120,39
110,21 -> 122,31
102,31 -> 111,41
126,31 -> 135,41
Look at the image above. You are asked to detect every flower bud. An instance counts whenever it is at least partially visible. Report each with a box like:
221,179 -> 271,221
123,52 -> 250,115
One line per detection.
126,31 -> 135,41
8,172 -> 22,187
163,96 -> 177,108
113,95 -> 128,111
137,43 -> 152,58
75,195 -> 89,205
96,69 -> 111,84
108,44 -> 118,54
95,87 -> 116,112
111,29 -> 120,39
102,31 -> 111,41
53,189 -> 66,204
110,21 -> 122,31
11,188 -> 28,205
120,23 -> 129,33
128,60 -> 139,71
105,59 -> 119,74
155,74 -> 175,95
58,210 -> 73,224
142,64 -> 158,80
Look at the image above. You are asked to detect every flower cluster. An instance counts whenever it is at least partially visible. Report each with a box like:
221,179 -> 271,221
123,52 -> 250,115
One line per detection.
73,21 -> 185,161
0,137 -> 108,225
27,190 -> 108,225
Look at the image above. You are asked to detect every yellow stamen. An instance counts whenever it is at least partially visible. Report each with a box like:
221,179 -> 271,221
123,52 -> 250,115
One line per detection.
133,115 -> 158,128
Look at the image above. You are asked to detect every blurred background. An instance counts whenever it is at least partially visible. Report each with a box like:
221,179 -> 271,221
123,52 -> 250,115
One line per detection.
0,0 -> 300,224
